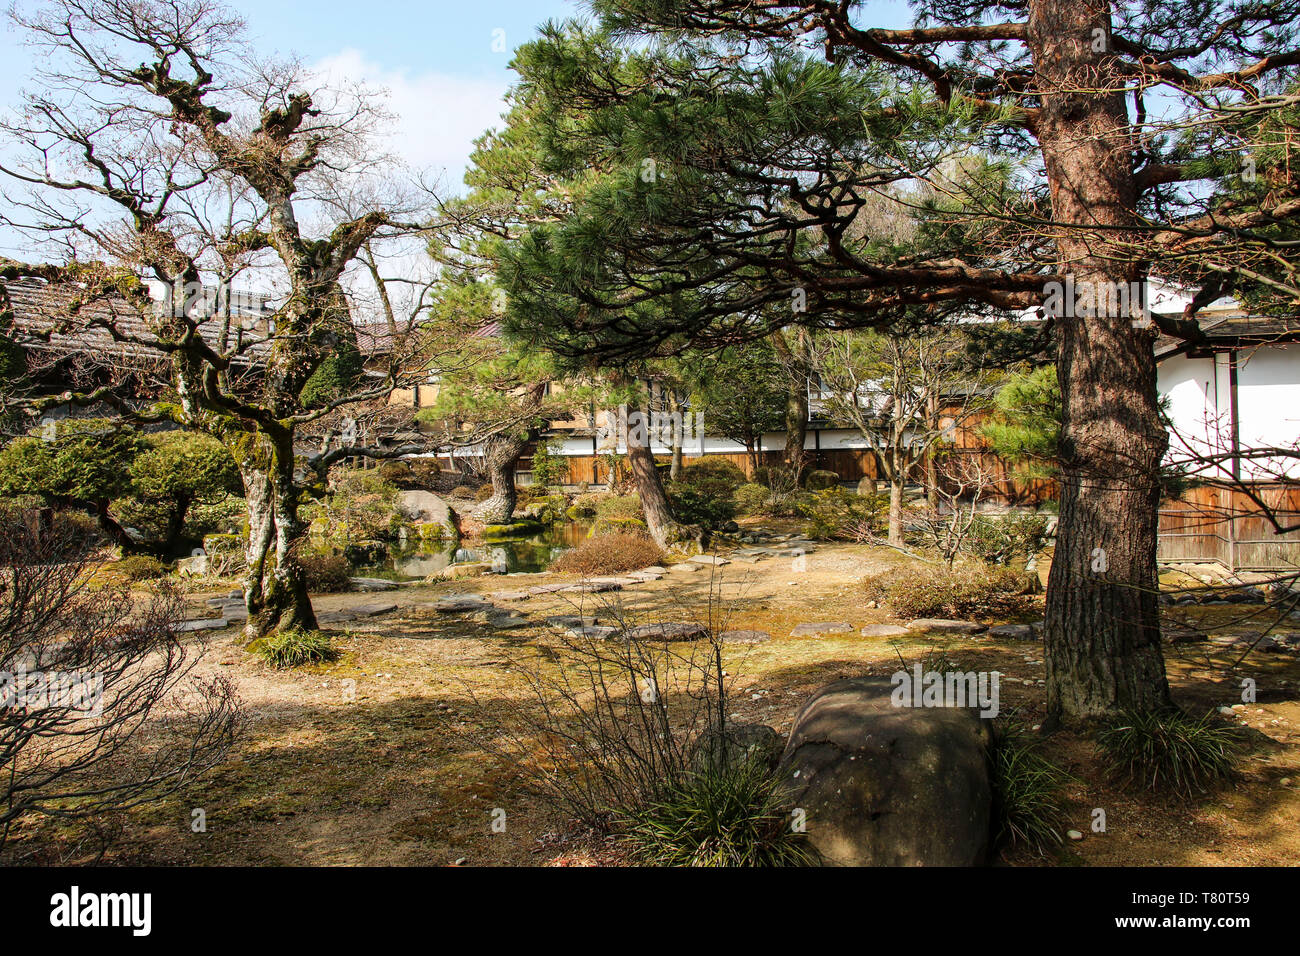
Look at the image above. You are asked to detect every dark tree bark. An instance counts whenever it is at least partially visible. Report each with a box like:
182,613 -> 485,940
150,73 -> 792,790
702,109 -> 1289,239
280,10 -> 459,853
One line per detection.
473,432 -> 530,524
625,403 -> 701,549
1028,0 -> 1172,722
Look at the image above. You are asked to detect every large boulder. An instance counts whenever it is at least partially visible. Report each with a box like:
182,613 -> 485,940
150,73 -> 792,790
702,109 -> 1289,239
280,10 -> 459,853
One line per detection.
778,676 -> 993,866
396,490 -> 459,540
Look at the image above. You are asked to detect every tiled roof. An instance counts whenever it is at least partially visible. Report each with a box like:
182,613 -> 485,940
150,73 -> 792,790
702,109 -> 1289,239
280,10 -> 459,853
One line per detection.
1154,310 -> 1300,357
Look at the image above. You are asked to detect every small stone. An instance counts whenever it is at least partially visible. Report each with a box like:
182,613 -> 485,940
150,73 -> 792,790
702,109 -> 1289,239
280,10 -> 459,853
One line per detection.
1066,829 -> 1084,842
546,615 -> 597,628
668,563 -> 701,573
688,555 -> 730,566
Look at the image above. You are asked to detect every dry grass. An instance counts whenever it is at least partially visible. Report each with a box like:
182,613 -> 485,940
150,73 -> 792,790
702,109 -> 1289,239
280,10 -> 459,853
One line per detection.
551,531 -> 664,576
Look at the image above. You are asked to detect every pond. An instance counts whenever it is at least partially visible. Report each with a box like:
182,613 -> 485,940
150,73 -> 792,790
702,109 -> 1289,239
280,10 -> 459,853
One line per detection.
357,520 -> 593,581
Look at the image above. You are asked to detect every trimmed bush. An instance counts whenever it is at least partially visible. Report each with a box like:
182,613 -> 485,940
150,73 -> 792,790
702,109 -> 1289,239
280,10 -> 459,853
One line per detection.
734,482 -> 770,515
552,531 -> 664,576
300,552 -> 353,593
1096,709 -> 1242,798
679,458 -> 747,493
113,555 -> 168,582
255,628 -> 340,669
798,487 -> 887,540
619,756 -> 818,867
863,564 -> 1036,619
668,485 -> 736,529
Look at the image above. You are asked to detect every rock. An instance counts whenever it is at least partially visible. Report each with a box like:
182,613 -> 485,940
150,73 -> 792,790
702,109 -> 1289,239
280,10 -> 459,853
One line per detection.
668,563 -> 701,573
906,619 -> 987,635
776,548 -> 811,558
779,676 -> 993,866
1067,829 -> 1084,841
396,490 -> 459,539
804,470 -> 841,491
562,580 -> 624,594
546,615 -> 597,628
987,624 -> 1035,640
791,622 -> 853,636
861,624 -> 910,638
489,590 -> 532,602
176,618 -> 228,633
693,722 -> 784,772
527,583 -> 573,595
720,629 -> 771,644
350,577 -> 399,592
427,562 -> 491,582
644,567 -> 668,574
721,520 -> 740,533
434,595 -> 491,613
688,555 -> 730,566
622,621 -> 710,642
176,554 -> 207,576
487,611 -> 531,631
565,625 -> 618,640
626,571 -> 664,583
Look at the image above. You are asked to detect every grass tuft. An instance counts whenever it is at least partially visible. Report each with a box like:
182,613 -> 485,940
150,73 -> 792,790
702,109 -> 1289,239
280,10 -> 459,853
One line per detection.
991,721 -> 1073,855
255,628 -> 339,669
1096,709 -> 1242,799
618,757 -> 817,867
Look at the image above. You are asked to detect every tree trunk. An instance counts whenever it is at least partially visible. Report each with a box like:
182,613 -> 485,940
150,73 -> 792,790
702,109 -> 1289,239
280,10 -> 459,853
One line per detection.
236,433 -> 317,639
473,431 -> 528,524
626,405 -> 699,549
887,459 -> 905,547
1028,0 -> 1172,723
670,391 -> 685,481
772,330 -> 810,480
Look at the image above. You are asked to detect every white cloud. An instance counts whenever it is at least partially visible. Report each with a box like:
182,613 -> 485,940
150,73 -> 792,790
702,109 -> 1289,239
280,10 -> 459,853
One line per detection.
312,49 -> 510,195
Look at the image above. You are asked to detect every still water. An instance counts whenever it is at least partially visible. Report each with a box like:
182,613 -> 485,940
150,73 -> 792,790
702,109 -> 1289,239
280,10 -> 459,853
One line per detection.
359,520 -> 592,581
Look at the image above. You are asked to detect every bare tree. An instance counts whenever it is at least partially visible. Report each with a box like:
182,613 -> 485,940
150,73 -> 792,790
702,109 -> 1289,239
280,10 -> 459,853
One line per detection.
0,508 -> 241,855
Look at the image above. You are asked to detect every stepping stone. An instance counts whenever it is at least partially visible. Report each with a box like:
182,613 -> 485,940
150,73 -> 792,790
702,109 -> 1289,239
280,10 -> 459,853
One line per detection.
732,549 -> 775,558
489,591 -> 533,602
546,615 -> 597,628
644,567 -> 668,574
622,622 -> 710,642
861,624 -> 910,638
791,622 -> 853,636
563,580 -> 623,594
626,571 -> 664,583
528,583 -> 573,595
988,624 -> 1035,640
585,577 -> 638,587
720,629 -> 771,644
222,605 -> 249,623
668,563 -> 701,573
688,555 -> 730,566
906,619 -> 987,635
350,577 -> 399,592
434,595 -> 491,613
776,548 -> 811,557
318,602 -> 397,624
565,625 -> 618,640
727,555 -> 761,564
176,618 -> 229,633
488,611 -> 531,630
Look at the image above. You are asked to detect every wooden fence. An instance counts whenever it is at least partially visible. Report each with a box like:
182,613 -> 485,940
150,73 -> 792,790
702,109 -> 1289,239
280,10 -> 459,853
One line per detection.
1157,484 -> 1300,571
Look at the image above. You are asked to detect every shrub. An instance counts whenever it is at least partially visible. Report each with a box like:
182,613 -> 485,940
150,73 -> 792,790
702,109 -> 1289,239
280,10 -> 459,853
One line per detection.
618,756 -> 818,867
864,564 -> 1035,619
734,482 -> 771,515
255,628 -> 340,669
113,555 -> 168,582
568,490 -> 612,519
474,484 -> 496,503
596,493 -> 642,521
1096,709 -> 1242,799
552,531 -> 664,576
803,469 -> 841,491
299,552 -> 353,593
991,721 -> 1073,856
668,485 -> 736,529
797,488 -> 888,540
965,513 -> 1052,565
679,458 -> 747,494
